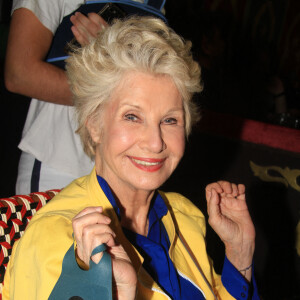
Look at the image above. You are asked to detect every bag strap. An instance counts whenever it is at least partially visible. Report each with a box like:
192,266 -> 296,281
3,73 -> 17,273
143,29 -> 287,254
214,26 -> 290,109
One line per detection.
91,243 -> 107,256
90,244 -> 111,271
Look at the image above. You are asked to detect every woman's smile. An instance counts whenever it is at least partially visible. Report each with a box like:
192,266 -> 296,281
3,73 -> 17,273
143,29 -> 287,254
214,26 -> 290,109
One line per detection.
128,156 -> 166,172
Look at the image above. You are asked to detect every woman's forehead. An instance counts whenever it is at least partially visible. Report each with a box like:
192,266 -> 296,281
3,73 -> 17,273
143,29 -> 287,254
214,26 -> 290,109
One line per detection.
107,71 -> 183,110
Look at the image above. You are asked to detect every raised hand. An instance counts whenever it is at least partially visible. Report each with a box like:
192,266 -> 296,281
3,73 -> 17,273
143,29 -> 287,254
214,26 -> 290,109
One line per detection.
70,12 -> 107,46
206,181 -> 255,281
72,206 -> 137,300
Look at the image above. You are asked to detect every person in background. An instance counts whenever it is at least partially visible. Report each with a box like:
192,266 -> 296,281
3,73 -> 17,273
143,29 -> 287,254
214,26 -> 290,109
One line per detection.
4,0 -> 166,194
4,16 -> 259,299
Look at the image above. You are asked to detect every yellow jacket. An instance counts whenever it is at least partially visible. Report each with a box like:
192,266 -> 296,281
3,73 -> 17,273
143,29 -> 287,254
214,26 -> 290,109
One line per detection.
3,169 -> 235,300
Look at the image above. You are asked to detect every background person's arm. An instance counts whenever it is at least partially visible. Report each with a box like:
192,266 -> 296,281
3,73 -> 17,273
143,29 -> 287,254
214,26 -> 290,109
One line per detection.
5,8 -> 73,105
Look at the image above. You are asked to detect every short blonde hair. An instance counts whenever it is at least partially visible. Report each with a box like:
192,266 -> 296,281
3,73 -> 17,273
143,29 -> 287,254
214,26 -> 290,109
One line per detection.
66,16 -> 202,159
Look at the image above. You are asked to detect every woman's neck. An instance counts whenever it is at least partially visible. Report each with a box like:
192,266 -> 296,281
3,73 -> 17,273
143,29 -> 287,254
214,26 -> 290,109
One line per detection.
96,167 -> 156,235
104,180 -> 154,236
117,189 -> 154,236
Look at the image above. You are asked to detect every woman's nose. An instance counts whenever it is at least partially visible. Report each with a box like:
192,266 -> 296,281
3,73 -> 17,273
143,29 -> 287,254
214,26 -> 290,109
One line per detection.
139,124 -> 166,153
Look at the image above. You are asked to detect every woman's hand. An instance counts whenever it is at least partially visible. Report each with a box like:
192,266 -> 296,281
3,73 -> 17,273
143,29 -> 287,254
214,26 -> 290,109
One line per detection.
205,181 -> 255,281
72,207 -> 137,300
70,12 -> 107,46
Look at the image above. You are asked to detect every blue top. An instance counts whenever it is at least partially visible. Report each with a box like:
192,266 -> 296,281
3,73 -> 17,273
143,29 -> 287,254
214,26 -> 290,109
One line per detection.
97,175 -> 259,299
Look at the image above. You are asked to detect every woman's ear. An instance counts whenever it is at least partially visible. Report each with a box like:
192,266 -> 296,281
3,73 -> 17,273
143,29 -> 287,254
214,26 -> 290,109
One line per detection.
85,117 -> 102,144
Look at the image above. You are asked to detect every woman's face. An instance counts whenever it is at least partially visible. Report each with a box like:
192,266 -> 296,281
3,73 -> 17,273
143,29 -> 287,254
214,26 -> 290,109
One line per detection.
90,71 -> 185,194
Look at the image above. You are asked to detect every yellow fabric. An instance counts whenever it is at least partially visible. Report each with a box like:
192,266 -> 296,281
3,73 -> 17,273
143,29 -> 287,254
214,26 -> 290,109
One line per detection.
3,168 -> 235,300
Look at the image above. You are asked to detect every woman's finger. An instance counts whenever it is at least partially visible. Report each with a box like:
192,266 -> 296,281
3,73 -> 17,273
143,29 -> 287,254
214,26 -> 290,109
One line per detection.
73,212 -> 110,235
205,182 -> 222,198
207,188 -> 221,227
217,181 -> 232,194
238,183 -> 246,195
73,206 -> 103,219
72,208 -> 111,244
81,223 -> 116,241
230,183 -> 238,197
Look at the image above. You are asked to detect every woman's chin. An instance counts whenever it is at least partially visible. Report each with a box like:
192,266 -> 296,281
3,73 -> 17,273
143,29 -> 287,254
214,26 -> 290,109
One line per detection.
129,175 -> 170,192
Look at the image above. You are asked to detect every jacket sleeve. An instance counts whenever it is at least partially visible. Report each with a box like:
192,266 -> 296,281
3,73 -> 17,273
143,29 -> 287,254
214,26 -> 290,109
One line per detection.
2,213 -> 74,300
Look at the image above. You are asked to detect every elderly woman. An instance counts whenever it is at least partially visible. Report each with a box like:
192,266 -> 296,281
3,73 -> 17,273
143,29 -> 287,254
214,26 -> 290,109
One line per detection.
3,16 -> 259,300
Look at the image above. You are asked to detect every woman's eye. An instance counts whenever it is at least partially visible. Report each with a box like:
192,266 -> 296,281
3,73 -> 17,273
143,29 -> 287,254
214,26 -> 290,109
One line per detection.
163,118 -> 177,125
125,114 -> 139,122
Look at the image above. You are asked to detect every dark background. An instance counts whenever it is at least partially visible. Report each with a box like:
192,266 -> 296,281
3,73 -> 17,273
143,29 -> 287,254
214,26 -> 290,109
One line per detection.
165,0 -> 300,123
1,1 -> 300,299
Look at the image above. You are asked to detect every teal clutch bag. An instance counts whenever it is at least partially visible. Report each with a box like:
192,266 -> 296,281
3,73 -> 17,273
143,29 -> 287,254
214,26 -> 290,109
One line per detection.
49,244 -> 112,300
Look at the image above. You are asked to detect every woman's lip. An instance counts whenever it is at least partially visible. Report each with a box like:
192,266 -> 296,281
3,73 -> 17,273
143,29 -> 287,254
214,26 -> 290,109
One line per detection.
128,156 -> 166,172
129,156 -> 166,163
